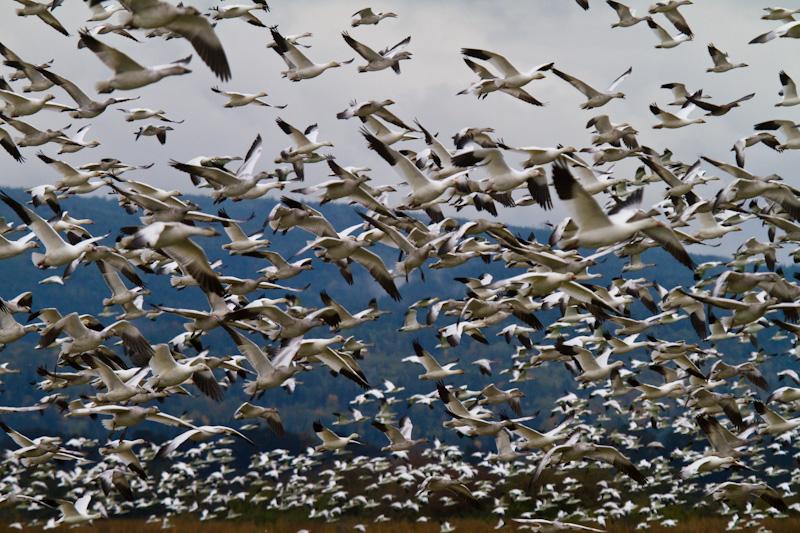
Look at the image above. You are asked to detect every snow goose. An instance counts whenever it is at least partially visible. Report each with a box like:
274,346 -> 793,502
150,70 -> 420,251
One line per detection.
647,18 -> 691,48
134,124 -> 173,145
78,31 -> 192,93
37,152 -> 103,189
532,438 -> 647,485
753,401 -> 800,435
363,130 -> 461,219
234,403 -> 284,435
607,1 -> 651,27
371,415 -> 429,452
648,0 -> 693,36
586,114 -> 638,148
53,124 -> 101,154
0,88 -> 67,117
37,311 -> 153,365
342,32 -> 411,74
417,475 -> 482,509
402,339 -> 463,380
121,221 -> 223,295
505,413 -> 574,451
224,327 -> 306,394
731,132 -> 782,168
550,159 -> 694,270
156,425 -> 255,459
13,0 -> 69,36
686,93 -> 756,117
0,190 -> 104,270
551,66 -> 631,109
452,144 -> 550,208
271,26 -> 351,81
649,100 -> 705,128
293,229 -> 401,300
293,156 -> 392,216
358,114 -> 416,145
210,86 -> 284,108
776,70 -> 800,106
750,20 -> 800,44
351,8 -> 397,27
477,384 -> 525,415
755,119 -> 800,150
44,494 -> 104,526
763,7 -> 800,21
0,298 -> 39,347
337,99 -> 413,130
707,482 -> 788,513
461,48 -> 552,89
0,120 -> 24,162
0,112 -> 66,147
680,455 -> 751,480
459,58 -> 545,106
146,343 -> 222,401
118,107 -> 182,122
313,420 -> 361,452
31,65 -> 138,118
0,230 -> 37,260
0,42 -> 54,92
111,0 -> 230,80
706,43 -> 747,73
0,420 -> 84,466
209,1 -> 269,27
276,117 -> 333,157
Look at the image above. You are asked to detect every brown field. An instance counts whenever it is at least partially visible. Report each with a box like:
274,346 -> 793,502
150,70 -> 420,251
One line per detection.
4,517 -> 800,533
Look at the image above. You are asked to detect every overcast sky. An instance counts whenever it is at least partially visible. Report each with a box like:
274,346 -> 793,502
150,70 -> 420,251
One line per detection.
1,1 -> 799,251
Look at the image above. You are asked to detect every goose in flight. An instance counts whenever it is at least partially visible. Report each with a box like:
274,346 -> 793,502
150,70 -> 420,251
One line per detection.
155,425 -> 255,459
342,32 -> 411,74
650,100 -> 705,128
371,415 -> 429,452
648,0 -> 693,37
647,18 -> 692,48
121,221 -> 223,295
0,420 -> 84,466
13,0 -> 69,36
459,58 -> 545,106
271,26 -> 352,81
531,438 -> 647,485
78,30 -> 192,93
684,91 -> 755,117
402,339 -> 464,380
0,87 -> 66,117
754,119 -> 800,149
37,311 -> 154,366
550,159 -> 694,270
209,1 -> 269,27
313,420 -> 361,452
551,66 -> 631,109
224,327 -> 306,395
750,20 -> 800,44
707,482 -> 789,513
44,494 -> 104,527
461,48 -> 553,90
706,43 -> 747,73
107,0 -> 230,80
233,403 -> 284,436
0,190 -> 104,271
29,65 -> 138,118
146,343 -> 222,401
210,86 -> 284,108
606,1 -> 651,28
351,7 -> 397,27
776,70 -> 800,106
417,475 -> 483,510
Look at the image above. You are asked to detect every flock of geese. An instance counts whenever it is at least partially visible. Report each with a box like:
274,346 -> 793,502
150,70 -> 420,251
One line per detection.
2,0 -> 800,531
